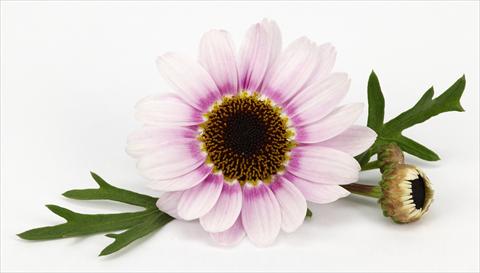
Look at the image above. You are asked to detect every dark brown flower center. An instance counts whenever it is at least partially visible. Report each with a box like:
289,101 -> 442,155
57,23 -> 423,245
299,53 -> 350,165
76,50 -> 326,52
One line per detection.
410,176 -> 426,209
199,92 -> 294,185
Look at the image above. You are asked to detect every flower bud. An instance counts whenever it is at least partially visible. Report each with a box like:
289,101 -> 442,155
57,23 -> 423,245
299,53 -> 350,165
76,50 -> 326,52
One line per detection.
377,143 -> 405,173
379,164 -> 434,223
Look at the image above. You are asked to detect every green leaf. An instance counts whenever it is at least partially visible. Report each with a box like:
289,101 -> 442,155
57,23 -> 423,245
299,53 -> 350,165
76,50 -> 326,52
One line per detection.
360,74 -> 466,166
394,135 -> 440,161
18,172 -> 174,256
383,76 -> 465,136
100,212 -> 173,256
367,71 -> 385,132
63,172 -> 157,208
305,208 -> 313,219
18,206 -> 158,240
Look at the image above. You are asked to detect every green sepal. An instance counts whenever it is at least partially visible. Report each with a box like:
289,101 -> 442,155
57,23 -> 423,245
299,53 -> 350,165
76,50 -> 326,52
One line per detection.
18,172 -> 173,256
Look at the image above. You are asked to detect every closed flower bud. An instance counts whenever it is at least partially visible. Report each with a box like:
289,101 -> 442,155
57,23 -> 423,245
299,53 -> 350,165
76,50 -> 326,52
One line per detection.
377,143 -> 405,173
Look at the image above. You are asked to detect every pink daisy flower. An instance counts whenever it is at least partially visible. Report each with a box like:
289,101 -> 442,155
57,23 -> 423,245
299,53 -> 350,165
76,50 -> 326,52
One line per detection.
127,19 -> 376,246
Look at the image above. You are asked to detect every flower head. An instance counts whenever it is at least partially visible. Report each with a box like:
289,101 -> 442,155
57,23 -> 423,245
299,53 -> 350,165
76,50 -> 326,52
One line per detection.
380,164 -> 434,223
127,19 -> 376,246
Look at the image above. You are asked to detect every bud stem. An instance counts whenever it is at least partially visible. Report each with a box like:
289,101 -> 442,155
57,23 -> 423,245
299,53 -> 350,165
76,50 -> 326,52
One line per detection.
361,160 -> 380,171
342,183 -> 382,198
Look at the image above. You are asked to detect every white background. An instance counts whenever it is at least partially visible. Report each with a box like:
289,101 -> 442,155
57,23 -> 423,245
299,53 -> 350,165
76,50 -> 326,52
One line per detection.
1,1 -> 479,272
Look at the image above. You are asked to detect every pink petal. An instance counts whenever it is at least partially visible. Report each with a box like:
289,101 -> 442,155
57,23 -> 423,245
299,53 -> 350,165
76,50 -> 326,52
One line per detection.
296,103 -> 364,144
241,183 -> 281,246
262,38 -> 335,104
126,126 -> 196,158
288,146 -> 361,185
284,173 -> 350,204
286,73 -> 350,126
148,164 -> 212,192
200,182 -> 242,232
238,19 -> 281,92
270,177 -> 307,233
156,191 -> 183,218
137,141 -> 205,180
177,174 -> 223,220
135,94 -> 203,127
156,53 -> 220,111
306,43 -> 336,84
199,30 -> 238,95
209,216 -> 245,246
314,125 -> 377,156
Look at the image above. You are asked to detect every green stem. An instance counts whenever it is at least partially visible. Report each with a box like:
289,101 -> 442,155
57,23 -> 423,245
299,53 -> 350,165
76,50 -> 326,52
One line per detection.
342,183 -> 382,199
361,160 -> 380,171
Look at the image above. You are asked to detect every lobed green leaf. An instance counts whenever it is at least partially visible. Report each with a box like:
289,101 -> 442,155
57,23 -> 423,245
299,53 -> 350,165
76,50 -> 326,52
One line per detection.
383,76 -> 465,136
394,135 -> 440,161
63,172 -> 157,208
100,212 -> 173,256
18,172 -> 174,256
367,71 -> 385,132
18,207 -> 158,240
359,73 -> 466,166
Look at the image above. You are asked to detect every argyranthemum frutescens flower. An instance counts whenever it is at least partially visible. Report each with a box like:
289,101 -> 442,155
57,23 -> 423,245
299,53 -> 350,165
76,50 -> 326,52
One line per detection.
126,19 -> 376,246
